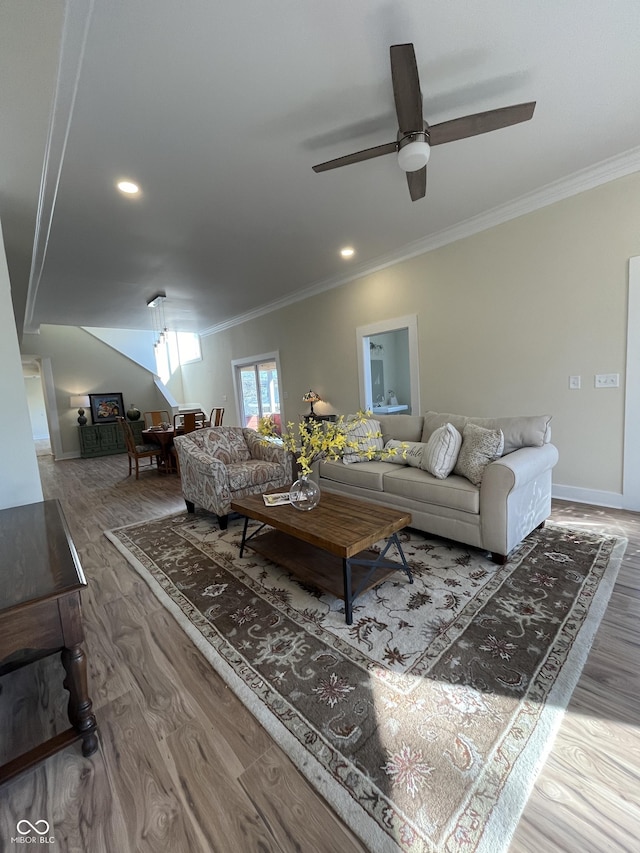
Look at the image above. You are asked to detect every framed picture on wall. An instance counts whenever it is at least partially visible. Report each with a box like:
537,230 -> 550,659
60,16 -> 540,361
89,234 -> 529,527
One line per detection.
89,392 -> 125,424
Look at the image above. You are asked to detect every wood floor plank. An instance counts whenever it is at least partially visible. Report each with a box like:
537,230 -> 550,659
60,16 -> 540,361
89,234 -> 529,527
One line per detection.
146,601 -> 276,772
102,596 -> 198,742
1,454 -> 638,852
96,691 -> 207,852
238,743 -> 366,853
161,718 -> 282,852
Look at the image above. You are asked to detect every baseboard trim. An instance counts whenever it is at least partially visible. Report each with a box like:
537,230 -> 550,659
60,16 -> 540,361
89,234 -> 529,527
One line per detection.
552,484 -> 625,510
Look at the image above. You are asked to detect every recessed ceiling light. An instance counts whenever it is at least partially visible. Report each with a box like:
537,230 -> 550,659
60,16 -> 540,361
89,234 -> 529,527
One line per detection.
117,180 -> 140,195
340,246 -> 355,258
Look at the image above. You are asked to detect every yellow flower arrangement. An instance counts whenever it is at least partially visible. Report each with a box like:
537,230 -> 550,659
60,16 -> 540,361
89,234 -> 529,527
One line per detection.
258,411 -> 406,476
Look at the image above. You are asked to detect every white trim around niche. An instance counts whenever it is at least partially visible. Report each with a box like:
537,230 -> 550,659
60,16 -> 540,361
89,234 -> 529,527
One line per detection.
623,255 -> 640,510
356,315 -> 420,414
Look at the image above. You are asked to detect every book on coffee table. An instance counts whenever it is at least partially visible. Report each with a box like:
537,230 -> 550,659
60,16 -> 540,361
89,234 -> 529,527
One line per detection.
262,492 -> 291,506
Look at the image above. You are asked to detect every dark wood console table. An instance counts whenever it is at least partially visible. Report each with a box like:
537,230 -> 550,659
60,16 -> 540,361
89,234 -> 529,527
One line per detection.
0,500 -> 98,784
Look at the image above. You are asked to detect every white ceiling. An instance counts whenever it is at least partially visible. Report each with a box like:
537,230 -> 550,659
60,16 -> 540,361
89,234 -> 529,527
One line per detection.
2,0 -> 640,336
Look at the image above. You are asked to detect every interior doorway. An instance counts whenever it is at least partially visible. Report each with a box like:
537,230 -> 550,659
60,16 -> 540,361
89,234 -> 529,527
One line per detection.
356,315 -> 420,414
21,355 -> 62,460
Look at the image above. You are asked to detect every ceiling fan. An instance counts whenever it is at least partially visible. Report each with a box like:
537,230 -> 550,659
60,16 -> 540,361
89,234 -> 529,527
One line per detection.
312,43 -> 536,202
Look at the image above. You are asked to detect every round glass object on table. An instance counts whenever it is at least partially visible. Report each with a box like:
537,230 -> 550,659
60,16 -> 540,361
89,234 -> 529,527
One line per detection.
289,475 -> 321,511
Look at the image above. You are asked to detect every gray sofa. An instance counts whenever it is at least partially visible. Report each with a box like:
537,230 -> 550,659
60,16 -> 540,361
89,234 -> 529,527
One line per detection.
315,412 -> 559,563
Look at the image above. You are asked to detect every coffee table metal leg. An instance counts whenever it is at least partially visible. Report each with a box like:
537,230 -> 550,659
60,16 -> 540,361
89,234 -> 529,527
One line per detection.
239,515 -> 250,557
238,516 -> 269,558
342,558 -> 354,625
342,534 -> 412,625
388,533 -> 413,583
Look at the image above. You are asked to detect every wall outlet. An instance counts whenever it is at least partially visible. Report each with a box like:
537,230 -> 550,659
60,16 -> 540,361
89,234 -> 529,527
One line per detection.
595,373 -> 620,388
569,375 -> 581,390
222,394 -> 227,402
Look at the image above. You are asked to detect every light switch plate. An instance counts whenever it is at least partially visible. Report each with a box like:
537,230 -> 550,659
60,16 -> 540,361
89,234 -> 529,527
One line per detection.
595,373 -> 620,388
569,375 -> 581,390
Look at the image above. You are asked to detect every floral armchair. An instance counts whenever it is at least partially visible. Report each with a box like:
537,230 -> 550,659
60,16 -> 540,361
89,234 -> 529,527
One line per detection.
173,427 -> 293,528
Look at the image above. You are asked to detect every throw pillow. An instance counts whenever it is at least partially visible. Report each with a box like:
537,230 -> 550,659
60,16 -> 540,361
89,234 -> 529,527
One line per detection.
384,439 -> 424,467
383,439 -> 408,464
342,417 -> 384,464
454,422 -> 504,486
421,422 -> 462,479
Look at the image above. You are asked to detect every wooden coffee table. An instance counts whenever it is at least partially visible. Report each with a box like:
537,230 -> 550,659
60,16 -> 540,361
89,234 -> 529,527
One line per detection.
230,489 -> 413,624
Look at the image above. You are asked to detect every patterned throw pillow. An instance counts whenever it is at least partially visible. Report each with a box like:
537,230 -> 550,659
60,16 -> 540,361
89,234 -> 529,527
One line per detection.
421,422 -> 462,479
453,422 -> 504,486
385,439 -> 424,467
342,418 -> 384,464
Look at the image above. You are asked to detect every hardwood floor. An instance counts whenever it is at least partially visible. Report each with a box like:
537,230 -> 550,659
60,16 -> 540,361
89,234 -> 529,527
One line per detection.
0,453 -> 638,851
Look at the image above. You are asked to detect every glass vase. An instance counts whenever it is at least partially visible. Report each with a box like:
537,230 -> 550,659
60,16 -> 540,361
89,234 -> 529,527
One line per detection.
289,474 -> 321,511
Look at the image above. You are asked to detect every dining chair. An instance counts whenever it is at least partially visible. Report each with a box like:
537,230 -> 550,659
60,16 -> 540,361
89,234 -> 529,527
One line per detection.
117,417 -> 161,479
208,406 -> 225,426
173,411 -> 206,431
144,410 -> 170,428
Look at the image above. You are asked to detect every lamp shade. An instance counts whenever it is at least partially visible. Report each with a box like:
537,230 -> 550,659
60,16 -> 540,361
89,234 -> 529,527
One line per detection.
302,390 -> 321,403
70,395 -> 90,409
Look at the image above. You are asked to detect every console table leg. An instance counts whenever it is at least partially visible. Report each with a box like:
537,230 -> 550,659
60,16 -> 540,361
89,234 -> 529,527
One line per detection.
61,644 -> 98,757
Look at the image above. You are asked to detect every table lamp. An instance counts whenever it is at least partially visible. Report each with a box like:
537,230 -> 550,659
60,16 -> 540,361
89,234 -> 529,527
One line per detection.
302,390 -> 321,416
70,395 -> 90,426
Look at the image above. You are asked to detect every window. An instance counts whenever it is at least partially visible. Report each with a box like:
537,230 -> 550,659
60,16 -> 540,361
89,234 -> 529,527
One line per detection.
154,331 -> 201,384
233,353 -> 281,432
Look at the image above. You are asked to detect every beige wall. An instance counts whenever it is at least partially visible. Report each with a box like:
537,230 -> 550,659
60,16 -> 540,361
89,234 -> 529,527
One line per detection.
22,325 -> 169,456
182,171 -> 640,497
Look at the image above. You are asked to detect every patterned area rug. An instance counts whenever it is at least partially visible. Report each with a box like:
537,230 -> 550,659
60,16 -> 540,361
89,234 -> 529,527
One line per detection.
105,513 -> 625,853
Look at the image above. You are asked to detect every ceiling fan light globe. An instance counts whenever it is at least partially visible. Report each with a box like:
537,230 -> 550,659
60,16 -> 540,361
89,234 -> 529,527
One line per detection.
397,140 -> 431,172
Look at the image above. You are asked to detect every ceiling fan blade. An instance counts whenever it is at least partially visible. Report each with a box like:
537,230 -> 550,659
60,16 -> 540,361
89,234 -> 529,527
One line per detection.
390,43 -> 423,134
407,167 -> 426,202
429,101 -> 536,146
312,141 -> 397,173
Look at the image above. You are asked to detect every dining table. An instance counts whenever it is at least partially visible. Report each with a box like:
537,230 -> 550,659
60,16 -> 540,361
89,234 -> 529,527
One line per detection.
142,425 -> 182,473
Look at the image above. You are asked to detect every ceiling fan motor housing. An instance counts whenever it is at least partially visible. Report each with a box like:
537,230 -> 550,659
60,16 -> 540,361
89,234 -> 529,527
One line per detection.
397,130 -> 431,172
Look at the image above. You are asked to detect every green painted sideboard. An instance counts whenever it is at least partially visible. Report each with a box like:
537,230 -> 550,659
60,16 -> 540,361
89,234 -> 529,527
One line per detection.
78,421 -> 145,458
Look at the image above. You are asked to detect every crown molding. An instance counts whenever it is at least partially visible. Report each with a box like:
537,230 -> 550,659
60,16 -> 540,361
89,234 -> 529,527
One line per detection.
201,146 -> 640,339
22,1 -> 95,335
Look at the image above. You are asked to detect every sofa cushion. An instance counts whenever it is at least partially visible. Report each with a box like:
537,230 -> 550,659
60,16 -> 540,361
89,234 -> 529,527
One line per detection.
421,422 -> 462,479
383,468 -> 480,514
422,411 -> 551,455
376,414 -> 424,444
320,458 -> 395,491
475,415 -> 552,455
422,412 -> 469,443
342,417 -> 384,464
454,423 -> 504,486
